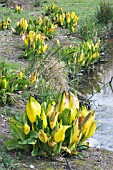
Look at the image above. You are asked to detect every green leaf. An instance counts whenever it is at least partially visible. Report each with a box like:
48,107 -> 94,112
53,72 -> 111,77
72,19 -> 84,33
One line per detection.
76,152 -> 84,157
4,138 -> 19,147
59,109 -> 69,125
22,112 -> 27,124
36,115 -> 42,130
77,144 -> 88,150
19,138 -> 37,145
14,113 -> 23,123
54,141 -> 62,155
31,147 -> 39,156
41,102 -> 47,113
9,118 -> 25,141
4,138 -> 21,150
5,92 -> 11,95
27,130 -> 38,139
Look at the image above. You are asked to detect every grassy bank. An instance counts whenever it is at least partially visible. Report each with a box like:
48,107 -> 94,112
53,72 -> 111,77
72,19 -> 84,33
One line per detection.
1,0 -> 113,25
44,0 -> 113,21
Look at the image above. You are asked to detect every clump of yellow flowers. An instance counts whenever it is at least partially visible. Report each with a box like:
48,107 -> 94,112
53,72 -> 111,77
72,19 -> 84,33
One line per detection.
0,18 -> 11,30
45,3 -> 79,33
5,91 -> 97,156
22,31 -> 48,56
0,64 -> 38,105
12,16 -> 57,39
56,11 -> 79,33
15,4 -> 23,13
73,39 -> 101,68
36,16 -> 58,38
11,18 -> 28,35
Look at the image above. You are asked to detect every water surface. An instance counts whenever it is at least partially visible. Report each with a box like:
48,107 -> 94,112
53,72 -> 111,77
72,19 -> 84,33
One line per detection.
78,39 -> 113,151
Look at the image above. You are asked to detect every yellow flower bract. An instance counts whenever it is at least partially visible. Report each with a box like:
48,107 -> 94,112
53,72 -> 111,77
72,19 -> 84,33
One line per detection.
23,123 -> 30,135
26,96 -> 41,123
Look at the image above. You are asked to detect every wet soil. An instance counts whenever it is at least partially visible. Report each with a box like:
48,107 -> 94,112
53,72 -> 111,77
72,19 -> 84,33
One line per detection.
0,30 -> 27,66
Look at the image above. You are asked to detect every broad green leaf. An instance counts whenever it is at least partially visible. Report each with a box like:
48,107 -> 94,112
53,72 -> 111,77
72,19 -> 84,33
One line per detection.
77,152 -> 84,157
54,142 -> 62,155
27,130 -> 38,139
41,102 -> 47,113
4,138 -> 24,150
5,92 -> 11,95
4,138 -> 19,148
9,118 -> 25,141
22,112 -> 27,124
36,115 -> 43,130
77,144 -> 88,150
59,108 -> 69,125
31,147 -> 39,156
19,138 -> 37,145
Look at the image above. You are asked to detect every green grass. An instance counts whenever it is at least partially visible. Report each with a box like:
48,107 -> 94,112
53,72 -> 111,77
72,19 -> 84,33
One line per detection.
1,0 -> 113,26
0,146 -> 17,170
0,6 -> 38,27
43,0 -> 113,22
0,56 -> 21,70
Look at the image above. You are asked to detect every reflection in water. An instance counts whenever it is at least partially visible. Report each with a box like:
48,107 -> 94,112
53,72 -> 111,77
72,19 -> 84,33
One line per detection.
78,39 -> 113,151
91,40 -> 113,106
77,40 -> 113,100
77,66 -> 103,96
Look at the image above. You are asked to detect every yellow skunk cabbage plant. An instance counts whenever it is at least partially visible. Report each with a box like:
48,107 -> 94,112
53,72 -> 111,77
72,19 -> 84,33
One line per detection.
60,39 -> 101,77
27,16 -> 58,39
0,63 -> 37,105
22,31 -> 48,58
0,18 -> 11,30
45,3 -> 63,16
12,18 -> 28,35
12,16 -> 57,39
15,5 -> 23,13
5,91 -> 97,156
0,63 -> 29,105
45,4 -> 79,33
56,11 -> 79,33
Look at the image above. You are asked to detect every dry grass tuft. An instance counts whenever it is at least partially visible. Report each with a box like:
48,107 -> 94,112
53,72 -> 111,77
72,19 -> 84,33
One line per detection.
43,57 -> 69,92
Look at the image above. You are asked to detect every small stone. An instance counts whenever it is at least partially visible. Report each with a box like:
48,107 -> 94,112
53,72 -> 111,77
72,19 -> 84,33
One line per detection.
0,115 -> 4,118
29,164 -> 35,169
2,123 -> 5,127
22,164 -> 28,168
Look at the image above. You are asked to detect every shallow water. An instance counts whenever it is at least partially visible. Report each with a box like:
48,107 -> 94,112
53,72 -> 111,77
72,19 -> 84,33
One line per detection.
91,44 -> 113,151
79,39 -> 113,151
